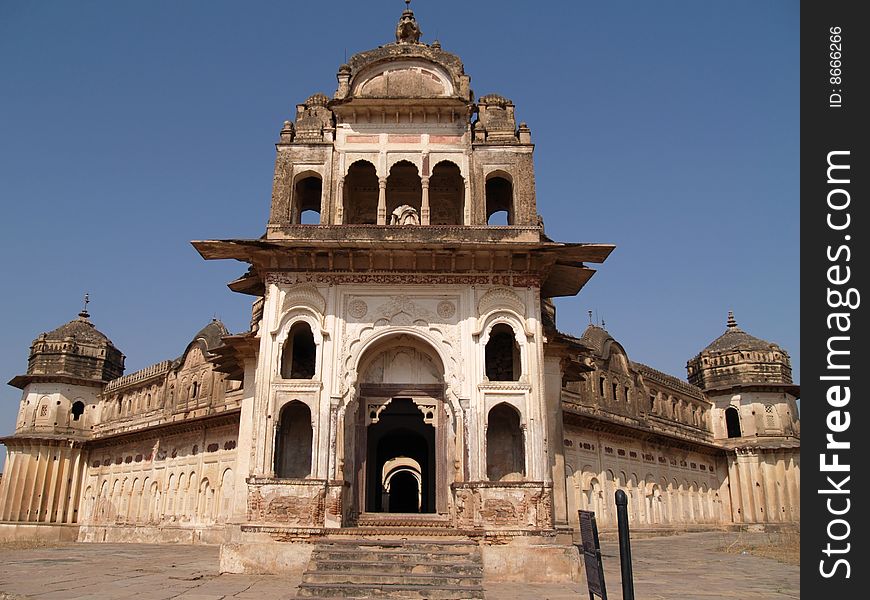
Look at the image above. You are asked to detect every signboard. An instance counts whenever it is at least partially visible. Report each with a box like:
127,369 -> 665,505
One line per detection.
578,510 -> 608,600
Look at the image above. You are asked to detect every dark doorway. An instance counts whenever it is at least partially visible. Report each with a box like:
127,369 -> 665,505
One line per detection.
725,406 -> 742,438
387,471 -> 420,513
366,398 -> 435,513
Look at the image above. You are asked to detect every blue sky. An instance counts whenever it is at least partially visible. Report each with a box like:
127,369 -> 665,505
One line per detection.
0,1 -> 799,459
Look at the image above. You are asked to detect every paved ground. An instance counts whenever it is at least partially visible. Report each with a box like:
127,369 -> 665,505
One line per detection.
0,531 -> 798,599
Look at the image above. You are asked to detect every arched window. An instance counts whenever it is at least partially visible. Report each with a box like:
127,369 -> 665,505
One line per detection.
343,160 -> 379,224
485,323 -> 520,381
71,400 -> 85,422
725,406 -> 742,438
386,160 -> 422,215
486,403 -> 525,481
275,401 -> 313,478
293,175 -> 322,224
280,322 -> 316,379
428,161 -> 463,225
485,175 -> 513,225
191,381 -> 199,398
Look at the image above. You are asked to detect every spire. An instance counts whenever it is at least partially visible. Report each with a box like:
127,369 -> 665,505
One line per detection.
78,292 -> 91,320
727,310 -> 737,329
396,0 -> 422,44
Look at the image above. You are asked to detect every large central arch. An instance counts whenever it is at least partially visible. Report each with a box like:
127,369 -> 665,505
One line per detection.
346,333 -> 450,520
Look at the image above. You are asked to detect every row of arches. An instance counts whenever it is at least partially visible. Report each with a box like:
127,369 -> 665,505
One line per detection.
84,468 -> 235,526
277,320 -> 524,383
567,468 -> 725,529
273,399 -> 526,485
289,160 -> 514,226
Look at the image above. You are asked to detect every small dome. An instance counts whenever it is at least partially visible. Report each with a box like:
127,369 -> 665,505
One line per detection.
579,324 -> 613,357
43,312 -> 114,346
191,319 -> 229,352
701,311 -> 779,354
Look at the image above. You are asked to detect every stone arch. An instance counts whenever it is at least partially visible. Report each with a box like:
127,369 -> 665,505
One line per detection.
218,468 -> 235,521
275,400 -> 313,478
428,160 -> 464,225
280,321 -> 317,379
291,171 -> 323,224
386,160 -> 422,216
343,327 -> 457,414
486,403 -> 525,481
479,314 -> 529,383
725,406 -> 742,438
485,170 -> 513,225
343,159 -> 379,224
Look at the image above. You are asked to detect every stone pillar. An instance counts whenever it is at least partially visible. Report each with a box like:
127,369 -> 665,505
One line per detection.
335,178 -> 344,224
543,356 -> 568,529
0,450 -> 19,520
421,177 -> 430,225
377,177 -> 387,225
43,446 -> 62,523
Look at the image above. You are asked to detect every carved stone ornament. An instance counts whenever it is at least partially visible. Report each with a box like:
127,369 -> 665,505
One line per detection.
348,298 -> 368,319
436,300 -> 456,319
390,204 -> 420,226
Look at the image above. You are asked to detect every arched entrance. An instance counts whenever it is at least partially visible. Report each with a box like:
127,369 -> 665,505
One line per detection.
348,334 -> 448,519
373,424 -> 431,513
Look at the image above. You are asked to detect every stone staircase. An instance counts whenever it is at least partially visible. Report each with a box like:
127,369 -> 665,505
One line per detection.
295,538 -> 485,599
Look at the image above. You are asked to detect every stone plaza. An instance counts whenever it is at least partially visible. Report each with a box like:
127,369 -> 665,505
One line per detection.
0,531 -> 798,599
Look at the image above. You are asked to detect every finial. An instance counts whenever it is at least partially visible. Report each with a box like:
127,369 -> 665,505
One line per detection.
78,292 -> 90,319
727,310 -> 737,329
588,310 -> 593,325
396,0 -> 422,44
601,318 -> 606,329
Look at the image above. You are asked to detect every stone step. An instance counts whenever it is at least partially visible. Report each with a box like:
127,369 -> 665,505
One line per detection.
316,538 -> 479,552
302,570 -> 481,587
296,538 -> 485,600
311,548 -> 477,563
311,559 -> 482,576
294,582 -> 485,599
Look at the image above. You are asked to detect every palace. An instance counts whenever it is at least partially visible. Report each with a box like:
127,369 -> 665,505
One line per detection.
0,4 -> 799,586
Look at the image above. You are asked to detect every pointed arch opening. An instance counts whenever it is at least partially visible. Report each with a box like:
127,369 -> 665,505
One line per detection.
343,160 -> 378,224
725,406 -> 742,438
386,160 -> 422,216
485,173 -> 513,225
275,401 -> 313,478
280,321 -> 316,379
292,174 -> 323,224
485,323 -> 521,381
429,161 -> 463,225
486,403 -> 525,481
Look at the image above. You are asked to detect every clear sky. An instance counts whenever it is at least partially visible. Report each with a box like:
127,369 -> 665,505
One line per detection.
0,1 -> 799,466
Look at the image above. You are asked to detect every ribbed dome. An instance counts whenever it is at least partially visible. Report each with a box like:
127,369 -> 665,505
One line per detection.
190,319 -> 229,352
579,324 -> 613,356
701,312 -> 779,354
44,312 -> 113,345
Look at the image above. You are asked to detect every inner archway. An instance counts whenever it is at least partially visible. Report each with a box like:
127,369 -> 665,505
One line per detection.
367,398 -> 434,513
349,333 -> 449,519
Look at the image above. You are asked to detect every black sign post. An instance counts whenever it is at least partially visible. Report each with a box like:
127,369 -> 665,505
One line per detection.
578,510 -> 607,600
615,489 -> 636,600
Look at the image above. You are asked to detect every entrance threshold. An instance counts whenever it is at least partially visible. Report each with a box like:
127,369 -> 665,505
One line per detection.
355,512 -> 452,528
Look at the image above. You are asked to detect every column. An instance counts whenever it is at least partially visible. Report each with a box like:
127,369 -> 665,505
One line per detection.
377,177 -> 387,225
421,177 -> 430,225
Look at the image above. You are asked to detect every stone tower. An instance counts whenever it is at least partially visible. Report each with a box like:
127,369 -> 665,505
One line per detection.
196,3 -> 612,578
0,305 -> 124,535
686,312 -> 800,524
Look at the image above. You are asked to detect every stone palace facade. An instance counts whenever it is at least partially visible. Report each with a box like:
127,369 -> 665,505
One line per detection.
0,5 -> 799,581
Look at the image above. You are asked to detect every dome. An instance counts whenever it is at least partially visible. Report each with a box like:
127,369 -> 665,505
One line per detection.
701,312 -> 780,354
43,310 -> 114,346
579,324 -> 612,356
190,319 -> 229,352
